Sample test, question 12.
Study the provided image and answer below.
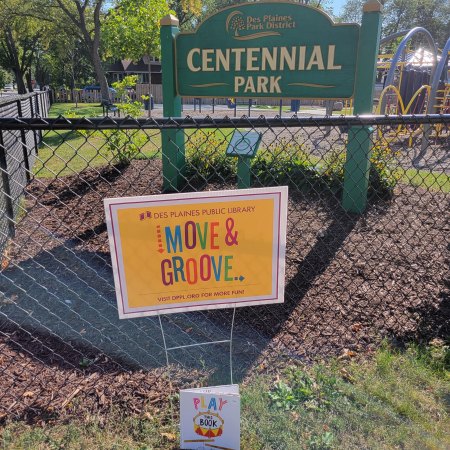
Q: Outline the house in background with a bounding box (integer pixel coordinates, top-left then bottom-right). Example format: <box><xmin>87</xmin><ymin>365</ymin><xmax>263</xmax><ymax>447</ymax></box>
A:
<box><xmin>106</xmin><ymin>58</ymin><xmax>162</xmax><ymax>85</ymax></box>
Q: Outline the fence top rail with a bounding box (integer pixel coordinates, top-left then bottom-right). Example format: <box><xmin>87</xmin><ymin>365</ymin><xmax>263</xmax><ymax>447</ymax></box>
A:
<box><xmin>0</xmin><ymin>114</ymin><xmax>448</xmax><ymax>130</ymax></box>
<box><xmin>0</xmin><ymin>91</ymin><xmax>47</xmax><ymax>108</ymax></box>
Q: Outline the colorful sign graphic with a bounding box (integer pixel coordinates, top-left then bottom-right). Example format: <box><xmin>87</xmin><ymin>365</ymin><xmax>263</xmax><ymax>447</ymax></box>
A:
<box><xmin>180</xmin><ymin>385</ymin><xmax>240</xmax><ymax>450</ymax></box>
<box><xmin>104</xmin><ymin>187</ymin><xmax>287</xmax><ymax>318</ymax></box>
<box><xmin>175</xmin><ymin>2</ymin><xmax>359</xmax><ymax>98</ymax></box>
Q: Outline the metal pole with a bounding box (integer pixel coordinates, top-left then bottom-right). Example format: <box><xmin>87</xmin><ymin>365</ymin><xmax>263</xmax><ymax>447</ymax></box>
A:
<box><xmin>148</xmin><ymin>59</ymin><xmax>152</xmax><ymax>118</ymax></box>
<box><xmin>0</xmin><ymin>132</ymin><xmax>15</xmax><ymax>238</ymax></box>
<box><xmin>16</xmin><ymin>100</ymin><xmax>30</xmax><ymax>182</ymax></box>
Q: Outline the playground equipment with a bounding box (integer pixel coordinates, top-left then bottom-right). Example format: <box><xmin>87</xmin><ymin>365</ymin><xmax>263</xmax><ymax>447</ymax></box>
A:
<box><xmin>377</xmin><ymin>27</ymin><xmax>446</xmax><ymax>115</ymax></box>
<box><xmin>373</xmin><ymin>28</ymin><xmax>449</xmax><ymax>147</ymax></box>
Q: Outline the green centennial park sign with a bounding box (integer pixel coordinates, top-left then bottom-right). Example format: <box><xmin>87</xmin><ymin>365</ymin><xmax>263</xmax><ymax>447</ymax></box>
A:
<box><xmin>160</xmin><ymin>1</ymin><xmax>383</xmax><ymax>213</ymax></box>
<box><xmin>175</xmin><ymin>3</ymin><xmax>359</xmax><ymax>99</ymax></box>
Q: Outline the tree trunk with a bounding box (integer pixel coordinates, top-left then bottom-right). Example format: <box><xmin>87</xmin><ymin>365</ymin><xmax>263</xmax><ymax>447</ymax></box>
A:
<box><xmin>26</xmin><ymin>70</ymin><xmax>33</xmax><ymax>92</ymax></box>
<box><xmin>91</xmin><ymin>46</ymin><xmax>110</xmax><ymax>104</ymax></box>
<box><xmin>56</xmin><ymin>0</ymin><xmax>109</xmax><ymax>104</ymax></box>
<box><xmin>13</xmin><ymin>69</ymin><xmax>27</xmax><ymax>94</ymax></box>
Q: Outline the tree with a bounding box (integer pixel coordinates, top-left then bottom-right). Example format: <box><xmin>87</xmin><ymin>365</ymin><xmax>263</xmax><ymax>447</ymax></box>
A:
<box><xmin>102</xmin><ymin>0</ymin><xmax>171</xmax><ymax>115</ymax></box>
<box><xmin>103</xmin><ymin>0</ymin><xmax>170</xmax><ymax>62</ymax></box>
<box><xmin>36</xmin><ymin>35</ymin><xmax>95</xmax><ymax>88</ymax></box>
<box><xmin>0</xmin><ymin>0</ymin><xmax>49</xmax><ymax>93</ymax></box>
<box><xmin>168</xmin><ymin>0</ymin><xmax>203</xmax><ymax>29</ymax></box>
<box><xmin>0</xmin><ymin>68</ymin><xmax>13</xmax><ymax>89</ymax></box>
<box><xmin>205</xmin><ymin>0</ymin><xmax>331</xmax><ymax>15</ymax></box>
<box><xmin>46</xmin><ymin>0</ymin><xmax>110</xmax><ymax>102</ymax></box>
<box><xmin>340</xmin><ymin>0</ymin><xmax>449</xmax><ymax>46</ymax></box>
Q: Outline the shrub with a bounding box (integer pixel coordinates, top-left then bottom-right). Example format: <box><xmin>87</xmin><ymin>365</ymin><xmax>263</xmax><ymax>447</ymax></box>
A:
<box><xmin>102</xmin><ymin>129</ymin><xmax>147</xmax><ymax>164</ymax></box>
<box><xmin>252</xmin><ymin>140</ymin><xmax>320</xmax><ymax>188</ymax></box>
<box><xmin>185</xmin><ymin>130</ymin><xmax>399</xmax><ymax>197</ymax></box>
<box><xmin>185</xmin><ymin>130</ymin><xmax>235</xmax><ymax>183</ymax></box>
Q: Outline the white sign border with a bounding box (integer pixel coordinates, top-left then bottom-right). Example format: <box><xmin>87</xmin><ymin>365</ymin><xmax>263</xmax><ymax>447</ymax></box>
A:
<box><xmin>104</xmin><ymin>186</ymin><xmax>288</xmax><ymax>319</ymax></box>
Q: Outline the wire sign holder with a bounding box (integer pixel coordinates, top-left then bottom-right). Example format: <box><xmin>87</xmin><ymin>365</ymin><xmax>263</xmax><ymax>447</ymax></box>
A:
<box><xmin>158</xmin><ymin>308</ymin><xmax>237</xmax><ymax>385</ymax></box>
<box><xmin>104</xmin><ymin>187</ymin><xmax>287</xmax><ymax>389</ymax></box>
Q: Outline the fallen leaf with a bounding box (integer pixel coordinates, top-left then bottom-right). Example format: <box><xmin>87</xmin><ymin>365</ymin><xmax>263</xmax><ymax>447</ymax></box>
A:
<box><xmin>430</xmin><ymin>338</ymin><xmax>445</xmax><ymax>347</ymax></box>
<box><xmin>338</xmin><ymin>348</ymin><xmax>357</xmax><ymax>360</ymax></box>
<box><xmin>160</xmin><ymin>432</ymin><xmax>176</xmax><ymax>441</ymax></box>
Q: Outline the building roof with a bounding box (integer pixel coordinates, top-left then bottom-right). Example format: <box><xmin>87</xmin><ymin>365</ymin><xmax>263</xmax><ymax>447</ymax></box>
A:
<box><xmin>106</xmin><ymin>58</ymin><xmax>161</xmax><ymax>73</ymax></box>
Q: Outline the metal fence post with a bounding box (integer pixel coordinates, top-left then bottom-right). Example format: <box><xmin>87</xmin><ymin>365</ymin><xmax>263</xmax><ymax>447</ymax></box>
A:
<box><xmin>160</xmin><ymin>14</ymin><xmax>185</xmax><ymax>192</ymax></box>
<box><xmin>35</xmin><ymin>93</ymin><xmax>43</xmax><ymax>145</ymax></box>
<box><xmin>342</xmin><ymin>0</ymin><xmax>382</xmax><ymax>213</ymax></box>
<box><xmin>30</xmin><ymin>95</ymin><xmax>39</xmax><ymax>153</ymax></box>
<box><xmin>16</xmin><ymin>99</ymin><xmax>31</xmax><ymax>182</ymax></box>
<box><xmin>0</xmin><ymin>131</ymin><xmax>15</xmax><ymax>238</ymax></box>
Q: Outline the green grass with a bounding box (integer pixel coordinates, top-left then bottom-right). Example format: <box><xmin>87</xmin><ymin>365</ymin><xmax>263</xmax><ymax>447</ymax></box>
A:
<box><xmin>35</xmin><ymin>104</ymin><xmax>235</xmax><ymax>178</ymax></box>
<box><xmin>401</xmin><ymin>168</ymin><xmax>450</xmax><ymax>193</ymax></box>
<box><xmin>0</xmin><ymin>410</ymin><xmax>178</xmax><ymax>450</ymax></box>
<box><xmin>36</xmin><ymin>104</ymin><xmax>450</xmax><ymax>195</ymax></box>
<box><xmin>241</xmin><ymin>342</ymin><xmax>450</xmax><ymax>449</ymax></box>
<box><xmin>35</xmin><ymin>129</ymin><xmax>162</xmax><ymax>177</ymax></box>
<box><xmin>47</xmin><ymin>103</ymin><xmax>106</xmax><ymax>118</ymax></box>
<box><xmin>2</xmin><ymin>343</ymin><xmax>448</xmax><ymax>449</ymax></box>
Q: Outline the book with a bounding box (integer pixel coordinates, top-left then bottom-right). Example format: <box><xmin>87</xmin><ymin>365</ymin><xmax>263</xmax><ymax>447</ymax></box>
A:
<box><xmin>180</xmin><ymin>384</ymin><xmax>240</xmax><ymax>450</ymax></box>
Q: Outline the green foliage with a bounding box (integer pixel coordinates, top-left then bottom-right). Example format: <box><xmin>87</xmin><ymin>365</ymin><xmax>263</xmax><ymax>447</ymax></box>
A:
<box><xmin>185</xmin><ymin>130</ymin><xmax>236</xmax><ymax>183</ymax></box>
<box><xmin>103</xmin><ymin>129</ymin><xmax>148</xmax><ymax>164</ymax></box>
<box><xmin>111</xmin><ymin>74</ymin><xmax>142</xmax><ymax>117</ymax></box>
<box><xmin>97</xmin><ymin>75</ymin><xmax>146</xmax><ymax>163</ymax></box>
<box><xmin>240</xmin><ymin>343</ymin><xmax>450</xmax><ymax>449</ymax></box>
<box><xmin>252</xmin><ymin>142</ymin><xmax>320</xmax><ymax>188</ymax></box>
<box><xmin>0</xmin><ymin>0</ymin><xmax>50</xmax><ymax>93</ymax></box>
<box><xmin>2</xmin><ymin>343</ymin><xmax>449</xmax><ymax>449</ymax></box>
<box><xmin>102</xmin><ymin>0</ymin><xmax>171</xmax><ymax>61</ymax></box>
<box><xmin>0</xmin><ymin>68</ymin><xmax>12</xmax><ymax>89</ymax></box>
<box><xmin>269</xmin><ymin>366</ymin><xmax>340</xmax><ymax>412</ymax></box>
<box><xmin>169</xmin><ymin>0</ymin><xmax>203</xmax><ymax>29</ymax></box>
<box><xmin>307</xmin><ymin>431</ymin><xmax>335</xmax><ymax>450</ymax></box>
<box><xmin>38</xmin><ymin>36</ymin><xmax>95</xmax><ymax>88</ymax></box>
<box><xmin>63</xmin><ymin>99</ymin><xmax>145</xmax><ymax>165</ymax></box>
<box><xmin>340</xmin><ymin>0</ymin><xmax>450</xmax><ymax>46</ymax></box>
<box><xmin>111</xmin><ymin>74</ymin><xmax>138</xmax><ymax>98</ymax></box>
<box><xmin>186</xmin><ymin>134</ymin><xmax>399</xmax><ymax>197</ymax></box>
<box><xmin>368</xmin><ymin>143</ymin><xmax>401</xmax><ymax>197</ymax></box>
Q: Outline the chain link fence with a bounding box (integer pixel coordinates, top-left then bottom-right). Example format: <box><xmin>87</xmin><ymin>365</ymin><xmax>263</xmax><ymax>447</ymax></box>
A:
<box><xmin>0</xmin><ymin>112</ymin><xmax>448</xmax><ymax>422</ymax></box>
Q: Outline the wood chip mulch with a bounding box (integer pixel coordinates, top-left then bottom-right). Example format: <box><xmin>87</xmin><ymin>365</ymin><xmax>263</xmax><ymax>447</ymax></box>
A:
<box><xmin>1</xmin><ymin>159</ymin><xmax>449</xmax><ymax>422</ymax></box>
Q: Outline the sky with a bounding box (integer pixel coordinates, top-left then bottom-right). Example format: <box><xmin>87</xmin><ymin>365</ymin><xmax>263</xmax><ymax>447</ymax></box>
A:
<box><xmin>330</xmin><ymin>0</ymin><xmax>346</xmax><ymax>16</ymax></box>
